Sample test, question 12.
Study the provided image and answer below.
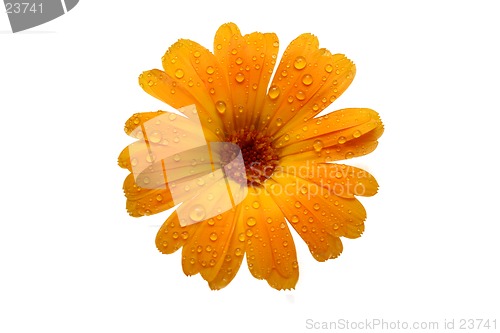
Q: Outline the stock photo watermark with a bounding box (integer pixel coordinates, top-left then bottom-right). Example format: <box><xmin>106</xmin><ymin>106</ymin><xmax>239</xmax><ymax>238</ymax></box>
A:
<box><xmin>305</xmin><ymin>318</ymin><xmax>498</xmax><ymax>331</ymax></box>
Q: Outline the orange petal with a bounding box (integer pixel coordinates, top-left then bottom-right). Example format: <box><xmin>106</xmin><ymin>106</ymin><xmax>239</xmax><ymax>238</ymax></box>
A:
<box><xmin>181</xmin><ymin>207</ymin><xmax>238</xmax><ymax>281</ymax></box>
<box><xmin>283</xmin><ymin>164</ymin><xmax>379</xmax><ymax>198</ymax></box>
<box><xmin>244</xmin><ymin>187</ymin><xmax>299</xmax><ymax>290</ymax></box>
<box><xmin>207</xmin><ymin>204</ymin><xmax>248</xmax><ymax>290</ymax></box>
<box><xmin>261</xmin><ymin>33</ymin><xmax>355</xmax><ymax>136</ymax></box>
<box><xmin>279</xmin><ymin>111</ymin><xmax>384</xmax><ymax>166</ymax></box>
<box><xmin>138</xmin><ymin>69</ymin><xmax>222</xmax><ymax>141</ymax></box>
<box><xmin>156</xmin><ymin>211</ymin><xmax>197</xmax><ymax>255</ymax></box>
<box><xmin>214</xmin><ymin>23</ymin><xmax>279</xmax><ymax>130</ymax></box>
<box><xmin>122</xmin><ymin>173</ymin><xmax>175</xmax><ymax>217</ymax></box>
<box><xmin>265</xmin><ymin>172</ymin><xmax>366</xmax><ymax>261</ymax></box>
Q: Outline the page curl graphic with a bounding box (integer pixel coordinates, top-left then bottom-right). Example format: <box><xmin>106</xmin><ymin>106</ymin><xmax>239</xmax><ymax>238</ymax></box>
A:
<box><xmin>4</xmin><ymin>0</ymin><xmax>79</xmax><ymax>33</ymax></box>
<box><xmin>127</xmin><ymin>105</ymin><xmax>248</xmax><ymax>226</ymax></box>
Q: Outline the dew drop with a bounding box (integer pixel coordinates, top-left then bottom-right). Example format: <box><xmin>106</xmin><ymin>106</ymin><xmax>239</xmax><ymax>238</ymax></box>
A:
<box><xmin>325</xmin><ymin>64</ymin><xmax>333</xmax><ymax>73</ymax></box>
<box><xmin>168</xmin><ymin>113</ymin><xmax>177</xmax><ymax>121</ymax></box>
<box><xmin>276</xmin><ymin>118</ymin><xmax>283</xmax><ymax>127</ymax></box>
<box><xmin>189</xmin><ymin>204</ymin><xmax>206</xmax><ymax>222</ymax></box>
<box><xmin>335</xmin><ymin>171</ymin><xmax>342</xmax><ymax>179</ymax></box>
<box><xmin>252</xmin><ymin>201</ymin><xmax>260</xmax><ymax>209</ymax></box>
<box><xmin>302</xmin><ymin>74</ymin><xmax>313</xmax><ymax>86</ymax></box>
<box><xmin>175</xmin><ymin>69</ymin><xmax>184</xmax><ymax>79</ymax></box>
<box><xmin>353</xmin><ymin>130</ymin><xmax>361</xmax><ymax>138</ymax></box>
<box><xmin>337</xmin><ymin>136</ymin><xmax>347</xmax><ymax>144</ymax></box>
<box><xmin>238</xmin><ymin>233</ymin><xmax>245</xmax><ymax>242</ymax></box>
<box><xmin>296</xmin><ymin>91</ymin><xmax>306</xmax><ymax>101</ymax></box>
<box><xmin>235</xmin><ymin>72</ymin><xmax>245</xmax><ymax>83</ymax></box>
<box><xmin>173</xmin><ymin>154</ymin><xmax>181</xmax><ymax>162</ymax></box>
<box><xmin>193</xmin><ymin>50</ymin><xmax>201</xmax><ymax>58</ymax></box>
<box><xmin>246</xmin><ymin>217</ymin><xmax>257</xmax><ymax>227</ymax></box>
<box><xmin>215</xmin><ymin>100</ymin><xmax>227</xmax><ymax>114</ymax></box>
<box><xmin>294</xmin><ymin>201</ymin><xmax>301</xmax><ymax>208</ymax></box>
<box><xmin>206</xmin><ymin>66</ymin><xmax>215</xmax><ymax>74</ymax></box>
<box><xmin>313</xmin><ymin>203</ymin><xmax>320</xmax><ymax>211</ymax></box>
<box><xmin>291</xmin><ymin>215</ymin><xmax>299</xmax><ymax>223</ymax></box>
<box><xmin>282</xmin><ymin>241</ymin><xmax>288</xmax><ymax>247</ymax></box>
<box><xmin>196</xmin><ymin>178</ymin><xmax>205</xmax><ymax>186</ymax></box>
<box><xmin>209</xmin><ymin>232</ymin><xmax>218</xmax><ymax>241</ymax></box>
<box><xmin>149</xmin><ymin>131</ymin><xmax>162</xmax><ymax>143</ymax></box>
<box><xmin>147</xmin><ymin>80</ymin><xmax>154</xmax><ymax>87</ymax></box>
<box><xmin>235</xmin><ymin>248</ymin><xmax>242</xmax><ymax>256</ymax></box>
<box><xmin>268</xmin><ymin>85</ymin><xmax>280</xmax><ymax>100</ymax></box>
<box><xmin>294</xmin><ymin>56</ymin><xmax>306</xmax><ymax>70</ymax></box>
<box><xmin>281</xmin><ymin>70</ymin><xmax>288</xmax><ymax>77</ymax></box>
<box><xmin>156</xmin><ymin>194</ymin><xmax>163</xmax><ymax>202</ymax></box>
<box><xmin>313</xmin><ymin>139</ymin><xmax>324</xmax><ymax>152</ymax></box>
<box><xmin>235</xmin><ymin>57</ymin><xmax>243</xmax><ymax>65</ymax></box>
<box><xmin>345</xmin><ymin>152</ymin><xmax>354</xmax><ymax>159</ymax></box>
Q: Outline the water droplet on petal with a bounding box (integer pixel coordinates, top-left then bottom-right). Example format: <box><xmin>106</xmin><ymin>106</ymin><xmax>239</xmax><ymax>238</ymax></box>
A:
<box><xmin>276</xmin><ymin>118</ymin><xmax>283</xmax><ymax>127</ymax></box>
<box><xmin>291</xmin><ymin>215</ymin><xmax>299</xmax><ymax>223</ymax></box>
<box><xmin>173</xmin><ymin>154</ymin><xmax>181</xmax><ymax>162</ymax></box>
<box><xmin>302</xmin><ymin>74</ymin><xmax>313</xmax><ymax>85</ymax></box>
<box><xmin>189</xmin><ymin>205</ymin><xmax>206</xmax><ymax>222</ymax></box>
<box><xmin>313</xmin><ymin>140</ymin><xmax>324</xmax><ymax>152</ymax></box>
<box><xmin>325</xmin><ymin>64</ymin><xmax>333</xmax><ymax>73</ymax></box>
<box><xmin>252</xmin><ymin>201</ymin><xmax>260</xmax><ymax>209</ymax></box>
<box><xmin>149</xmin><ymin>131</ymin><xmax>162</xmax><ymax>143</ymax></box>
<box><xmin>147</xmin><ymin>80</ymin><xmax>154</xmax><ymax>87</ymax></box>
<box><xmin>235</xmin><ymin>57</ymin><xmax>243</xmax><ymax>65</ymax></box>
<box><xmin>235</xmin><ymin>73</ymin><xmax>245</xmax><ymax>83</ymax></box>
<box><xmin>313</xmin><ymin>203</ymin><xmax>320</xmax><ymax>210</ymax></box>
<box><xmin>210</xmin><ymin>232</ymin><xmax>218</xmax><ymax>241</ymax></box>
<box><xmin>294</xmin><ymin>56</ymin><xmax>306</xmax><ymax>70</ymax></box>
<box><xmin>168</xmin><ymin>113</ymin><xmax>177</xmax><ymax>121</ymax></box>
<box><xmin>353</xmin><ymin>130</ymin><xmax>361</xmax><ymax>138</ymax></box>
<box><xmin>156</xmin><ymin>194</ymin><xmax>163</xmax><ymax>201</ymax></box>
<box><xmin>246</xmin><ymin>217</ymin><xmax>257</xmax><ymax>227</ymax></box>
<box><xmin>268</xmin><ymin>85</ymin><xmax>280</xmax><ymax>100</ymax></box>
<box><xmin>193</xmin><ymin>51</ymin><xmax>201</xmax><ymax>58</ymax></box>
<box><xmin>296</xmin><ymin>91</ymin><xmax>306</xmax><ymax>101</ymax></box>
<box><xmin>215</xmin><ymin>101</ymin><xmax>226</xmax><ymax>114</ymax></box>
<box><xmin>335</xmin><ymin>171</ymin><xmax>342</xmax><ymax>179</ymax></box>
<box><xmin>337</xmin><ymin>136</ymin><xmax>347</xmax><ymax>144</ymax></box>
<box><xmin>175</xmin><ymin>69</ymin><xmax>184</xmax><ymax>79</ymax></box>
<box><xmin>206</xmin><ymin>66</ymin><xmax>215</xmax><ymax>74</ymax></box>
<box><xmin>345</xmin><ymin>152</ymin><xmax>354</xmax><ymax>159</ymax></box>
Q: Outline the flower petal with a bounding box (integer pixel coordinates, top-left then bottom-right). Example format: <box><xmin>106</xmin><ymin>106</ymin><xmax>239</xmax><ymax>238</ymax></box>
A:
<box><xmin>265</xmin><ymin>172</ymin><xmax>366</xmax><ymax>261</ymax></box>
<box><xmin>283</xmin><ymin>164</ymin><xmax>379</xmax><ymax>198</ymax></box>
<box><xmin>214</xmin><ymin>23</ymin><xmax>279</xmax><ymax>130</ymax></box>
<box><xmin>245</xmin><ymin>187</ymin><xmax>299</xmax><ymax>290</ymax></box>
<box><xmin>181</xmin><ymin>207</ymin><xmax>238</xmax><ymax>281</ymax></box>
<box><xmin>278</xmin><ymin>109</ymin><xmax>384</xmax><ymax>166</ymax></box>
<box><xmin>139</xmin><ymin>45</ymin><xmax>228</xmax><ymax>141</ymax></box>
<box><xmin>156</xmin><ymin>211</ymin><xmax>198</xmax><ymax>255</ymax></box>
<box><xmin>261</xmin><ymin>33</ymin><xmax>355</xmax><ymax>136</ymax></box>
<box><xmin>122</xmin><ymin>173</ymin><xmax>175</xmax><ymax>217</ymax></box>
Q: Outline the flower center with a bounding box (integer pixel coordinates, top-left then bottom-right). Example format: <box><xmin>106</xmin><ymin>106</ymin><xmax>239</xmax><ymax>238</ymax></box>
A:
<box><xmin>222</xmin><ymin>131</ymin><xmax>279</xmax><ymax>187</ymax></box>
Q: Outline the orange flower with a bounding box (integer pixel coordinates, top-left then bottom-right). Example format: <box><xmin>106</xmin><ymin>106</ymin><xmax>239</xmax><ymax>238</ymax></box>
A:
<box><xmin>118</xmin><ymin>23</ymin><xmax>383</xmax><ymax>290</ymax></box>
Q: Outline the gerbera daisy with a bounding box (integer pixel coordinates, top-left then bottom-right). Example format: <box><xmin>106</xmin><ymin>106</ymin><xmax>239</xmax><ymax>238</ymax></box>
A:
<box><xmin>118</xmin><ymin>23</ymin><xmax>383</xmax><ymax>290</ymax></box>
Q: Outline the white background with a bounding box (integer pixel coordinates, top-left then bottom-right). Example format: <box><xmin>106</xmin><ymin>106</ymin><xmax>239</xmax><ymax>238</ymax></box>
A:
<box><xmin>1</xmin><ymin>1</ymin><xmax>499</xmax><ymax>332</ymax></box>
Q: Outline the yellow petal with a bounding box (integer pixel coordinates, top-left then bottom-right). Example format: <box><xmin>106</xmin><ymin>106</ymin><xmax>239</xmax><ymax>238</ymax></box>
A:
<box><xmin>245</xmin><ymin>187</ymin><xmax>299</xmax><ymax>290</ymax></box>
<box><xmin>214</xmin><ymin>23</ymin><xmax>279</xmax><ymax>130</ymax></box>
<box><xmin>265</xmin><ymin>172</ymin><xmax>366</xmax><ymax>261</ymax></box>
<box><xmin>261</xmin><ymin>33</ymin><xmax>355</xmax><ymax>135</ymax></box>
<box><xmin>156</xmin><ymin>211</ymin><xmax>197</xmax><ymax>254</ymax></box>
<box><xmin>283</xmin><ymin>164</ymin><xmax>379</xmax><ymax>198</ymax></box>
<box><xmin>122</xmin><ymin>173</ymin><xmax>175</xmax><ymax>217</ymax></box>
<box><xmin>139</xmin><ymin>69</ymin><xmax>222</xmax><ymax>141</ymax></box>
<box><xmin>279</xmin><ymin>111</ymin><xmax>384</xmax><ymax>166</ymax></box>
